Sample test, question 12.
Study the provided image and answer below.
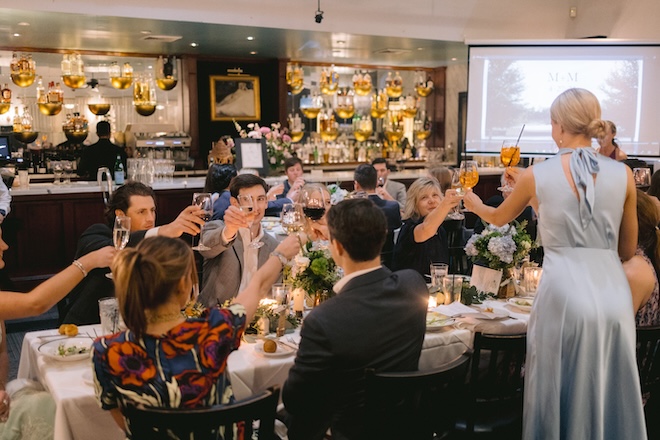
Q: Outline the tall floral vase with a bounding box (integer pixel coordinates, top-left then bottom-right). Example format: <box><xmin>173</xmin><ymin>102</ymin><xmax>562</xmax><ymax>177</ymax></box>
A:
<box><xmin>498</xmin><ymin>268</ymin><xmax>516</xmax><ymax>299</ymax></box>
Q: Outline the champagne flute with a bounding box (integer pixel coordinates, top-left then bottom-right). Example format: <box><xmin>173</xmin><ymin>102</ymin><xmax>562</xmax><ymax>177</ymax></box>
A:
<box><xmin>106</xmin><ymin>215</ymin><xmax>131</xmax><ymax>279</ymax></box>
<box><xmin>500</xmin><ymin>144</ymin><xmax>521</xmax><ymax>192</ymax></box>
<box><xmin>446</xmin><ymin>169</ymin><xmax>465</xmax><ymax>220</ymax></box>
<box><xmin>237</xmin><ymin>194</ymin><xmax>264</xmax><ymax>249</ymax></box>
<box><xmin>192</xmin><ymin>193</ymin><xmax>213</xmax><ymax>251</ymax></box>
<box><xmin>458</xmin><ymin>160</ymin><xmax>479</xmax><ymax>213</ymax></box>
<box><xmin>281</xmin><ymin>203</ymin><xmax>304</xmax><ymax>235</ymax></box>
<box><xmin>300</xmin><ymin>183</ymin><xmax>328</xmax><ymax>221</ymax></box>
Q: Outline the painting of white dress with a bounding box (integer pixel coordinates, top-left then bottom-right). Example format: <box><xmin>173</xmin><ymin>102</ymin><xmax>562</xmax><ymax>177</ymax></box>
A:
<box><xmin>210</xmin><ymin>75</ymin><xmax>261</xmax><ymax>121</ymax></box>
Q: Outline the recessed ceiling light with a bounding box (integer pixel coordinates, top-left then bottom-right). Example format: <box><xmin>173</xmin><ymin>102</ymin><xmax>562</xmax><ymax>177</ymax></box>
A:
<box><xmin>250</xmin><ymin>51</ymin><xmax>258</xmax><ymax>55</ymax></box>
<box><xmin>417</xmin><ymin>47</ymin><xmax>424</xmax><ymax>51</ymax></box>
<box><xmin>64</xmin><ymin>103</ymin><xmax>75</xmax><ymax>109</ymax></box>
<box><xmin>247</xmin><ymin>36</ymin><xmax>254</xmax><ymax>41</ymax></box>
<box><xmin>336</xmin><ymin>40</ymin><xmax>345</xmax><ymax>45</ymax></box>
<box><xmin>451</xmin><ymin>57</ymin><xmax>457</xmax><ymax>61</ymax></box>
<box><xmin>190</xmin><ymin>42</ymin><xmax>198</xmax><ymax>47</ymax></box>
<box><xmin>140</xmin><ymin>30</ymin><xmax>152</xmax><ymax>35</ymax></box>
<box><xmin>13</xmin><ymin>33</ymin><xmax>20</xmax><ymax>37</ymax></box>
<box><xmin>17</xmin><ymin>22</ymin><xmax>30</xmax><ymax>26</ymax></box>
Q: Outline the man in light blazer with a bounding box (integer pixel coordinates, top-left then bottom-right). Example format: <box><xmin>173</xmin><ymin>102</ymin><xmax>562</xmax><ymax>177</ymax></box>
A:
<box><xmin>372</xmin><ymin>157</ymin><xmax>407</xmax><ymax>209</ymax></box>
<box><xmin>199</xmin><ymin>174</ymin><xmax>280</xmax><ymax>306</ymax></box>
<box><xmin>282</xmin><ymin>198</ymin><xmax>428</xmax><ymax>440</ymax></box>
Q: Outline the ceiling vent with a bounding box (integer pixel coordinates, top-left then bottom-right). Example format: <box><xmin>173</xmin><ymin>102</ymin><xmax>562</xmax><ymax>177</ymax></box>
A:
<box><xmin>373</xmin><ymin>48</ymin><xmax>412</xmax><ymax>55</ymax></box>
<box><xmin>140</xmin><ymin>35</ymin><xmax>183</xmax><ymax>43</ymax></box>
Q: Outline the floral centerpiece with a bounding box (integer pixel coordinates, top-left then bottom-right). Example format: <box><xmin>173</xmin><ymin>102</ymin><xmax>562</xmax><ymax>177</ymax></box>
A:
<box><xmin>250</xmin><ymin>299</ymin><xmax>301</xmax><ymax>334</ymax></box>
<box><xmin>327</xmin><ymin>184</ymin><xmax>348</xmax><ymax>205</ymax></box>
<box><xmin>234</xmin><ymin>120</ymin><xmax>294</xmax><ymax>172</ymax></box>
<box><xmin>464</xmin><ymin>221</ymin><xmax>535</xmax><ymax>298</ymax></box>
<box><xmin>287</xmin><ymin>240</ymin><xmax>341</xmax><ymax>305</ymax></box>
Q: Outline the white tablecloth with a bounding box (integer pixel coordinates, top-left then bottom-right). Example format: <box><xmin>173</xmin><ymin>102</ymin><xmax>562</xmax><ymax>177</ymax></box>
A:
<box><xmin>17</xmin><ymin>305</ymin><xmax>526</xmax><ymax>440</ymax></box>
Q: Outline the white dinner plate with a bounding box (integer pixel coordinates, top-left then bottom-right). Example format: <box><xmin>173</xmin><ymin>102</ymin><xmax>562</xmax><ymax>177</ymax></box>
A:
<box><xmin>472</xmin><ymin>307</ymin><xmax>509</xmax><ymax>320</ymax></box>
<box><xmin>426</xmin><ymin>312</ymin><xmax>455</xmax><ymax>331</ymax></box>
<box><xmin>38</xmin><ymin>337</ymin><xmax>93</xmax><ymax>362</ymax></box>
<box><xmin>254</xmin><ymin>342</ymin><xmax>295</xmax><ymax>358</ymax></box>
<box><xmin>507</xmin><ymin>297</ymin><xmax>534</xmax><ymax>312</ymax></box>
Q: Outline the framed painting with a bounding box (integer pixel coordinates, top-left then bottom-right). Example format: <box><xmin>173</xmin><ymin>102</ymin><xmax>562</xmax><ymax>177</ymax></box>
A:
<box><xmin>210</xmin><ymin>75</ymin><xmax>261</xmax><ymax>121</ymax></box>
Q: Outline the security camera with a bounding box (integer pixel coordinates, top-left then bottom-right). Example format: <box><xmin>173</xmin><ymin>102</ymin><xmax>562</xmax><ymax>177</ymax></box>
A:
<box><xmin>315</xmin><ymin>10</ymin><xmax>324</xmax><ymax>23</ymax></box>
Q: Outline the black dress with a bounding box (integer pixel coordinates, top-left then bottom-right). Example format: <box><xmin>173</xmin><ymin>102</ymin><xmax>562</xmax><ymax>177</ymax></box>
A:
<box><xmin>392</xmin><ymin>217</ymin><xmax>449</xmax><ymax>277</ymax></box>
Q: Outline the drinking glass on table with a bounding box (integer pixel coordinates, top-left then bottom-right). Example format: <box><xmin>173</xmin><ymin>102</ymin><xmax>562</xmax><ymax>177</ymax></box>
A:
<box><xmin>500</xmin><ymin>144</ymin><xmax>520</xmax><ymax>192</ymax></box>
<box><xmin>106</xmin><ymin>215</ymin><xmax>131</xmax><ymax>279</ymax></box>
<box><xmin>237</xmin><ymin>194</ymin><xmax>264</xmax><ymax>249</ymax></box>
<box><xmin>442</xmin><ymin>275</ymin><xmax>464</xmax><ymax>305</ymax></box>
<box><xmin>430</xmin><ymin>262</ymin><xmax>448</xmax><ymax>287</ymax></box>
<box><xmin>300</xmin><ymin>183</ymin><xmax>328</xmax><ymax>222</ymax></box>
<box><xmin>191</xmin><ymin>192</ymin><xmax>213</xmax><ymax>251</ymax></box>
<box><xmin>281</xmin><ymin>203</ymin><xmax>304</xmax><ymax>235</ymax></box>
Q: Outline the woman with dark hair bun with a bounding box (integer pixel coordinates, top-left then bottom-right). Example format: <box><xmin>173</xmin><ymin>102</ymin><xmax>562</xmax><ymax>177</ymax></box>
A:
<box><xmin>597</xmin><ymin>120</ymin><xmax>628</xmax><ymax>160</ymax></box>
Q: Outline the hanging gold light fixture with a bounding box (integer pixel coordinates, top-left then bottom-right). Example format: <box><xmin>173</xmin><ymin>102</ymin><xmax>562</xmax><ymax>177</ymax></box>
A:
<box><xmin>286</xmin><ymin>63</ymin><xmax>304</xmax><ymax>95</ymax></box>
<box><xmin>10</xmin><ymin>52</ymin><xmax>36</xmax><ymax>87</ymax></box>
<box><xmin>109</xmin><ymin>61</ymin><xmax>134</xmax><ymax>89</ymax></box>
<box><xmin>133</xmin><ymin>73</ymin><xmax>157</xmax><ymax>116</ymax></box>
<box><xmin>61</xmin><ymin>53</ymin><xmax>86</xmax><ymax>89</ymax></box>
<box><xmin>414</xmin><ymin>70</ymin><xmax>434</xmax><ymax>98</ymax></box>
<box><xmin>385</xmin><ymin>71</ymin><xmax>403</xmax><ymax>98</ymax></box>
<box><xmin>320</xmin><ymin>65</ymin><xmax>339</xmax><ymax>95</ymax></box>
<box><xmin>156</xmin><ymin>56</ymin><xmax>178</xmax><ymax>91</ymax></box>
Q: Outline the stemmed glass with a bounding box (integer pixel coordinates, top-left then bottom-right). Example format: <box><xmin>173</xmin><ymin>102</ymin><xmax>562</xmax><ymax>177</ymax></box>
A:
<box><xmin>446</xmin><ymin>169</ymin><xmax>465</xmax><ymax>220</ymax></box>
<box><xmin>281</xmin><ymin>203</ymin><xmax>305</xmax><ymax>235</ymax></box>
<box><xmin>300</xmin><ymin>183</ymin><xmax>328</xmax><ymax>222</ymax></box>
<box><xmin>500</xmin><ymin>144</ymin><xmax>521</xmax><ymax>192</ymax></box>
<box><xmin>458</xmin><ymin>160</ymin><xmax>480</xmax><ymax>195</ymax></box>
<box><xmin>191</xmin><ymin>193</ymin><xmax>213</xmax><ymax>251</ymax></box>
<box><xmin>106</xmin><ymin>215</ymin><xmax>131</xmax><ymax>279</ymax></box>
<box><xmin>237</xmin><ymin>194</ymin><xmax>264</xmax><ymax>249</ymax></box>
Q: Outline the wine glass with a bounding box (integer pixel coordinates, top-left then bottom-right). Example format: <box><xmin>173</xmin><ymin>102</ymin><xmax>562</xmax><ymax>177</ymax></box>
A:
<box><xmin>281</xmin><ymin>203</ymin><xmax>304</xmax><ymax>235</ymax></box>
<box><xmin>459</xmin><ymin>160</ymin><xmax>480</xmax><ymax>193</ymax></box>
<box><xmin>192</xmin><ymin>193</ymin><xmax>213</xmax><ymax>251</ymax></box>
<box><xmin>446</xmin><ymin>169</ymin><xmax>465</xmax><ymax>220</ymax></box>
<box><xmin>237</xmin><ymin>194</ymin><xmax>264</xmax><ymax>249</ymax></box>
<box><xmin>106</xmin><ymin>215</ymin><xmax>131</xmax><ymax>279</ymax></box>
<box><xmin>377</xmin><ymin>176</ymin><xmax>385</xmax><ymax>188</ymax></box>
<box><xmin>500</xmin><ymin>144</ymin><xmax>520</xmax><ymax>192</ymax></box>
<box><xmin>300</xmin><ymin>183</ymin><xmax>328</xmax><ymax>222</ymax></box>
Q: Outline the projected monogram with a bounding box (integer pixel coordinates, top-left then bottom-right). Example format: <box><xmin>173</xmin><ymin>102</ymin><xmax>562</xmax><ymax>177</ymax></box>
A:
<box><xmin>548</xmin><ymin>72</ymin><xmax>578</xmax><ymax>82</ymax></box>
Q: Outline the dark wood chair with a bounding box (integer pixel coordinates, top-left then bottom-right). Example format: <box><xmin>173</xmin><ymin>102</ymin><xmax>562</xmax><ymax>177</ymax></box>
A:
<box><xmin>365</xmin><ymin>352</ymin><xmax>472</xmax><ymax>440</ymax></box>
<box><xmin>121</xmin><ymin>385</ymin><xmax>280</xmax><ymax>440</ymax></box>
<box><xmin>636</xmin><ymin>325</ymin><xmax>660</xmax><ymax>439</ymax></box>
<box><xmin>455</xmin><ymin>332</ymin><xmax>527</xmax><ymax>439</ymax></box>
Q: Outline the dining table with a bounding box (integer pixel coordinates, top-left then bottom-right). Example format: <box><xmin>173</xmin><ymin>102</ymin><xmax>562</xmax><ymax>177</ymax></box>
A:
<box><xmin>16</xmin><ymin>298</ymin><xmax>530</xmax><ymax>440</ymax></box>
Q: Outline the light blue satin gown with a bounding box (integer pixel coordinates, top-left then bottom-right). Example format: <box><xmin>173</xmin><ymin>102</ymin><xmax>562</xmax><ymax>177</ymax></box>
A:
<box><xmin>523</xmin><ymin>148</ymin><xmax>647</xmax><ymax>440</ymax></box>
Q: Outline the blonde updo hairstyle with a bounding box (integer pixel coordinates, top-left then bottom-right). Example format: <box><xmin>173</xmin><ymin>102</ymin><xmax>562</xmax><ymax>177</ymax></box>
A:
<box><xmin>112</xmin><ymin>236</ymin><xmax>197</xmax><ymax>337</ymax></box>
<box><xmin>403</xmin><ymin>177</ymin><xmax>442</xmax><ymax>221</ymax></box>
<box><xmin>550</xmin><ymin>88</ymin><xmax>607</xmax><ymax>142</ymax></box>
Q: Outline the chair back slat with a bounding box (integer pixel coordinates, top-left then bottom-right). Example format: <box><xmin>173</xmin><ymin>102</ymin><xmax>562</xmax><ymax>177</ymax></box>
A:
<box><xmin>122</xmin><ymin>385</ymin><xmax>280</xmax><ymax>440</ymax></box>
<box><xmin>365</xmin><ymin>352</ymin><xmax>471</xmax><ymax>440</ymax></box>
<box><xmin>636</xmin><ymin>326</ymin><xmax>660</xmax><ymax>397</ymax></box>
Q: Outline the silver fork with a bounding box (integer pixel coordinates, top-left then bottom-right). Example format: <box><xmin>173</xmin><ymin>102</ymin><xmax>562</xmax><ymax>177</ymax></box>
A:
<box><xmin>286</xmin><ymin>336</ymin><xmax>299</xmax><ymax>347</ymax></box>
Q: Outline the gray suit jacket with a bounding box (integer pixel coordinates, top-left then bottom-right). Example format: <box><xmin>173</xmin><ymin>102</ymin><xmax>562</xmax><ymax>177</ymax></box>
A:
<box><xmin>198</xmin><ymin>220</ymin><xmax>279</xmax><ymax>306</ymax></box>
<box><xmin>385</xmin><ymin>179</ymin><xmax>407</xmax><ymax>208</ymax></box>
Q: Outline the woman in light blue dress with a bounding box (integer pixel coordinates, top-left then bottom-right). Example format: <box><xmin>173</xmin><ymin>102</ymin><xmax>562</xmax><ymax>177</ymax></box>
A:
<box><xmin>464</xmin><ymin>88</ymin><xmax>647</xmax><ymax>439</ymax></box>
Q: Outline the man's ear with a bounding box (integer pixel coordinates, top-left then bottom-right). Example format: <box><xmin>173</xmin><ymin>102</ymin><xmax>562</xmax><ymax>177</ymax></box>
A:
<box><xmin>331</xmin><ymin>238</ymin><xmax>345</xmax><ymax>257</ymax></box>
<box><xmin>115</xmin><ymin>209</ymin><xmax>126</xmax><ymax>218</ymax></box>
<box><xmin>229</xmin><ymin>197</ymin><xmax>238</xmax><ymax>207</ymax></box>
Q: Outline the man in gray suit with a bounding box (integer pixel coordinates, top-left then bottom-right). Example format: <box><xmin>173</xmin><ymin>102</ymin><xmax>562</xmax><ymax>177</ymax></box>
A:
<box><xmin>199</xmin><ymin>174</ymin><xmax>280</xmax><ymax>306</ymax></box>
<box><xmin>282</xmin><ymin>198</ymin><xmax>428</xmax><ymax>440</ymax></box>
<box><xmin>372</xmin><ymin>158</ymin><xmax>407</xmax><ymax>209</ymax></box>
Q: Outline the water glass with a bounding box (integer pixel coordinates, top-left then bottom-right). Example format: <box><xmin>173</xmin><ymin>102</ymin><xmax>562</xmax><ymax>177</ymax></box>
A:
<box><xmin>523</xmin><ymin>267</ymin><xmax>543</xmax><ymax>296</ymax></box>
<box><xmin>98</xmin><ymin>297</ymin><xmax>125</xmax><ymax>335</ymax></box>
<box><xmin>442</xmin><ymin>275</ymin><xmax>463</xmax><ymax>305</ymax></box>
<box><xmin>430</xmin><ymin>263</ymin><xmax>448</xmax><ymax>287</ymax></box>
<box><xmin>271</xmin><ymin>283</ymin><xmax>290</xmax><ymax>305</ymax></box>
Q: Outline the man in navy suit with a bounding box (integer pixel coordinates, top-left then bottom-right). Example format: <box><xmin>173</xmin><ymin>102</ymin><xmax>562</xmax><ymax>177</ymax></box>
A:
<box><xmin>353</xmin><ymin>164</ymin><xmax>401</xmax><ymax>268</ymax></box>
<box><xmin>282</xmin><ymin>198</ymin><xmax>428</xmax><ymax>440</ymax></box>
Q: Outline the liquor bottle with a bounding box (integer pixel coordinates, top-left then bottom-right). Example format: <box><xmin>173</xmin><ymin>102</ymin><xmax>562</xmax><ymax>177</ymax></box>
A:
<box><xmin>12</xmin><ymin>107</ymin><xmax>22</xmax><ymax>132</ymax></box>
<box><xmin>61</xmin><ymin>54</ymin><xmax>71</xmax><ymax>76</ymax></box>
<box><xmin>122</xmin><ymin>62</ymin><xmax>133</xmax><ymax>77</ymax></box>
<box><xmin>37</xmin><ymin>153</ymin><xmax>47</xmax><ymax>174</ymax></box>
<box><xmin>109</xmin><ymin>61</ymin><xmax>121</xmax><ymax>78</ymax></box>
<box><xmin>1</xmin><ymin>84</ymin><xmax>10</xmax><ymax>103</ymax></box>
<box><xmin>21</xmin><ymin>107</ymin><xmax>33</xmax><ymax>132</ymax></box>
<box><xmin>36</xmin><ymin>76</ymin><xmax>46</xmax><ymax>104</ymax></box>
<box><xmin>10</xmin><ymin>53</ymin><xmax>18</xmax><ymax>73</ymax></box>
<box><xmin>114</xmin><ymin>155</ymin><xmax>125</xmax><ymax>185</ymax></box>
<box><xmin>47</xmin><ymin>82</ymin><xmax>58</xmax><ymax>104</ymax></box>
<box><xmin>55</xmin><ymin>82</ymin><xmax>64</xmax><ymax>103</ymax></box>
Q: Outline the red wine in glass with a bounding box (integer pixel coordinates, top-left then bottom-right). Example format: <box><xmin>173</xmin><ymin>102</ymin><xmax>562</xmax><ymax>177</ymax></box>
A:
<box><xmin>303</xmin><ymin>206</ymin><xmax>326</xmax><ymax>220</ymax></box>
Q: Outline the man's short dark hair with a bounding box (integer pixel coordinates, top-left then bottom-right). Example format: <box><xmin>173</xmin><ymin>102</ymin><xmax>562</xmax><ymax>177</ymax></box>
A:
<box><xmin>104</xmin><ymin>181</ymin><xmax>155</xmax><ymax>227</ymax></box>
<box><xmin>354</xmin><ymin>164</ymin><xmax>377</xmax><ymax>191</ymax></box>
<box><xmin>229</xmin><ymin>174</ymin><xmax>268</xmax><ymax>198</ymax></box>
<box><xmin>96</xmin><ymin>121</ymin><xmax>111</xmax><ymax>137</ymax></box>
<box><xmin>204</xmin><ymin>164</ymin><xmax>237</xmax><ymax>194</ymax></box>
<box><xmin>284</xmin><ymin>157</ymin><xmax>303</xmax><ymax>171</ymax></box>
<box><xmin>327</xmin><ymin>198</ymin><xmax>386</xmax><ymax>262</ymax></box>
<box><xmin>371</xmin><ymin>158</ymin><xmax>388</xmax><ymax>167</ymax></box>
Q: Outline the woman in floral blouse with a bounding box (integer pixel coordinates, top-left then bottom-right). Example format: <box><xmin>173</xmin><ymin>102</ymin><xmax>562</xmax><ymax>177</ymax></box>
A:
<box><xmin>92</xmin><ymin>234</ymin><xmax>300</xmax><ymax>431</ymax></box>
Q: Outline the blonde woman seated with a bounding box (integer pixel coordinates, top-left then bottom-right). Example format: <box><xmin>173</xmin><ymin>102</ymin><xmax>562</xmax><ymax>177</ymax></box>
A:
<box><xmin>391</xmin><ymin>177</ymin><xmax>461</xmax><ymax>277</ymax></box>
<box><xmin>623</xmin><ymin>190</ymin><xmax>660</xmax><ymax>326</ymax></box>
<box><xmin>91</xmin><ymin>234</ymin><xmax>300</xmax><ymax>431</ymax></box>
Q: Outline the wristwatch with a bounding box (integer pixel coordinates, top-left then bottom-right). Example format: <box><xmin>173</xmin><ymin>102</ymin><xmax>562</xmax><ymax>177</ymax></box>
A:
<box><xmin>270</xmin><ymin>251</ymin><xmax>289</xmax><ymax>265</ymax></box>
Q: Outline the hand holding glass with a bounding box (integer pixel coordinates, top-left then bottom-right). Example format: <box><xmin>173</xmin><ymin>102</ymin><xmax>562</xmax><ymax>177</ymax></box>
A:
<box><xmin>237</xmin><ymin>194</ymin><xmax>264</xmax><ymax>249</ymax></box>
<box><xmin>447</xmin><ymin>170</ymin><xmax>465</xmax><ymax>220</ymax></box>
<box><xmin>106</xmin><ymin>216</ymin><xmax>131</xmax><ymax>279</ymax></box>
<box><xmin>500</xmin><ymin>145</ymin><xmax>520</xmax><ymax>192</ymax></box>
<box><xmin>301</xmin><ymin>183</ymin><xmax>328</xmax><ymax>221</ymax></box>
<box><xmin>192</xmin><ymin>193</ymin><xmax>213</xmax><ymax>251</ymax></box>
<box><xmin>281</xmin><ymin>203</ymin><xmax>304</xmax><ymax>234</ymax></box>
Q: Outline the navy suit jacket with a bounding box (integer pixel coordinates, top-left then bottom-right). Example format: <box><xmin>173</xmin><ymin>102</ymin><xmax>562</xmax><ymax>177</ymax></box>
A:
<box><xmin>368</xmin><ymin>194</ymin><xmax>401</xmax><ymax>268</ymax></box>
<box><xmin>282</xmin><ymin>267</ymin><xmax>428</xmax><ymax>440</ymax></box>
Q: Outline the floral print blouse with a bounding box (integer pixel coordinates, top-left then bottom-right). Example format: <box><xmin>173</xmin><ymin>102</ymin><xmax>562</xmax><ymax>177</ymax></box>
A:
<box><xmin>636</xmin><ymin>248</ymin><xmax>660</xmax><ymax>327</ymax></box>
<box><xmin>92</xmin><ymin>304</ymin><xmax>246</xmax><ymax>410</ymax></box>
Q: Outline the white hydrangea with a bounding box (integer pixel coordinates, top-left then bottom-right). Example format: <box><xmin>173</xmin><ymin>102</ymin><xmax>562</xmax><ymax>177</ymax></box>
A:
<box><xmin>487</xmin><ymin>235</ymin><xmax>516</xmax><ymax>264</ymax></box>
<box><xmin>464</xmin><ymin>235</ymin><xmax>479</xmax><ymax>256</ymax></box>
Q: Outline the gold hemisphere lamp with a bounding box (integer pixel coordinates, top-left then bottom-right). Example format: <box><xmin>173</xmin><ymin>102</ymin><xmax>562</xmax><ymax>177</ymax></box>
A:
<box><xmin>287</xmin><ymin>114</ymin><xmax>305</xmax><ymax>143</ymax></box>
<box><xmin>61</xmin><ymin>53</ymin><xmax>86</xmax><ymax>89</ymax></box>
<box><xmin>109</xmin><ymin>61</ymin><xmax>134</xmax><ymax>90</ymax></box>
<box><xmin>11</xmin><ymin>72</ymin><xmax>36</xmax><ymax>88</ymax></box>
<box><xmin>88</xmin><ymin>103</ymin><xmax>111</xmax><ymax>116</ymax></box>
<box><xmin>319</xmin><ymin>111</ymin><xmax>339</xmax><ymax>142</ymax></box>
<box><xmin>414</xmin><ymin>70</ymin><xmax>434</xmax><ymax>98</ymax></box>
<box><xmin>10</xmin><ymin>52</ymin><xmax>37</xmax><ymax>87</ymax></box>
<box><xmin>370</xmin><ymin>90</ymin><xmax>389</xmax><ymax>119</ymax></box>
<box><xmin>320</xmin><ymin>65</ymin><xmax>339</xmax><ymax>96</ymax></box>
<box><xmin>156</xmin><ymin>56</ymin><xmax>178</xmax><ymax>91</ymax></box>
<box><xmin>61</xmin><ymin>75</ymin><xmax>86</xmax><ymax>89</ymax></box>
<box><xmin>110</xmin><ymin>76</ymin><xmax>132</xmax><ymax>89</ymax></box>
<box><xmin>0</xmin><ymin>104</ymin><xmax>10</xmax><ymax>115</ymax></box>
<box><xmin>63</xmin><ymin>128</ymin><xmax>89</xmax><ymax>144</ymax></box>
<box><xmin>415</xmin><ymin>84</ymin><xmax>433</xmax><ymax>98</ymax></box>
<box><xmin>38</xmin><ymin>102</ymin><xmax>63</xmax><ymax>116</ymax></box>
<box><xmin>286</xmin><ymin>63</ymin><xmax>305</xmax><ymax>95</ymax></box>
<box><xmin>385</xmin><ymin>71</ymin><xmax>404</xmax><ymax>98</ymax></box>
<box><xmin>135</xmin><ymin>104</ymin><xmax>157</xmax><ymax>117</ymax></box>
<box><xmin>335</xmin><ymin>89</ymin><xmax>355</xmax><ymax>120</ymax></box>
<box><xmin>13</xmin><ymin>131</ymin><xmax>39</xmax><ymax>145</ymax></box>
<box><xmin>353</xmin><ymin>117</ymin><xmax>373</xmax><ymax>142</ymax></box>
<box><xmin>352</xmin><ymin>71</ymin><xmax>373</xmax><ymax>96</ymax></box>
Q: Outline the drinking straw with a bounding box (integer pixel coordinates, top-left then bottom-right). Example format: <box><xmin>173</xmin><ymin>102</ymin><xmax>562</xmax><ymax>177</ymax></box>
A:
<box><xmin>514</xmin><ymin>124</ymin><xmax>526</xmax><ymax>147</ymax></box>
